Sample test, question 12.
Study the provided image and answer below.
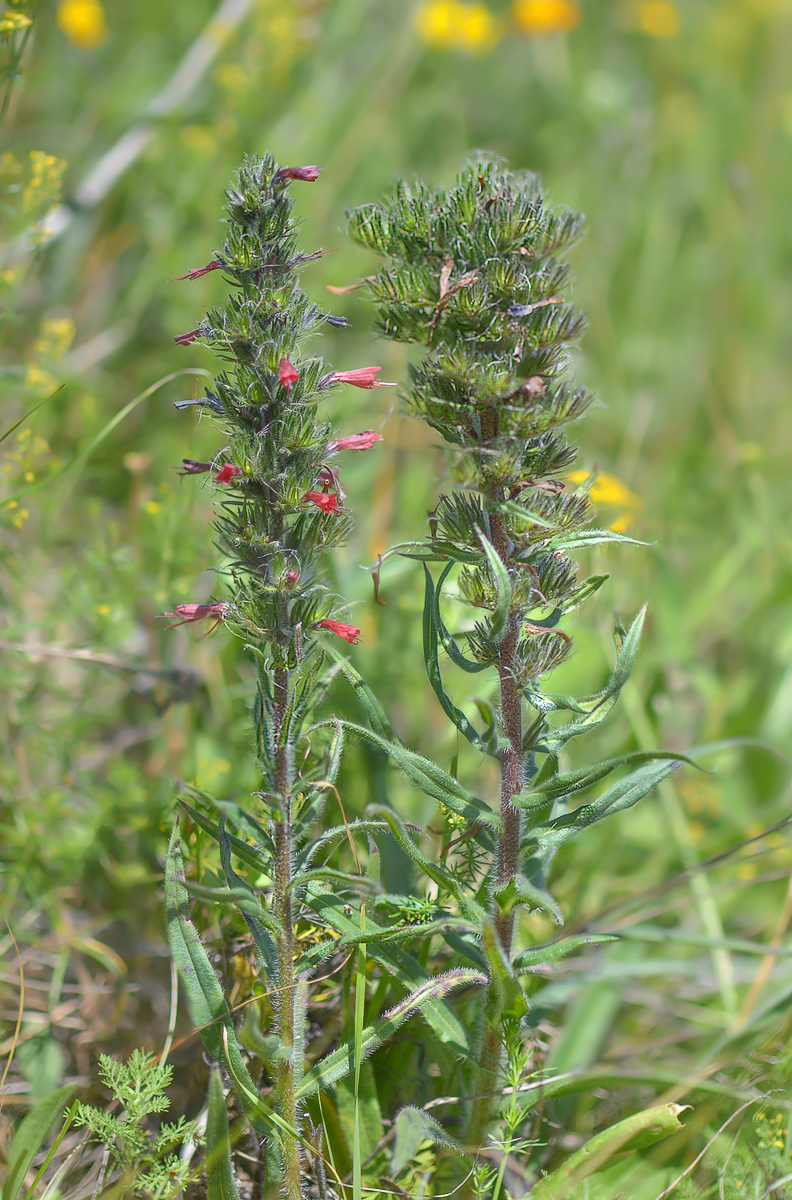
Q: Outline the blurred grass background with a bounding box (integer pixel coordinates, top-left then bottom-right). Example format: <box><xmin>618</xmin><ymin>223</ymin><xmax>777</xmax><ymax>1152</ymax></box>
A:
<box><xmin>2</xmin><ymin>0</ymin><xmax>792</xmax><ymax>1183</ymax></box>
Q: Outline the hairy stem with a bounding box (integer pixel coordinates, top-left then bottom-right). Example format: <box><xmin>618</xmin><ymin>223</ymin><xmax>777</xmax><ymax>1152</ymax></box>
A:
<box><xmin>468</xmin><ymin>502</ymin><xmax>524</xmax><ymax>1147</ymax></box>
<box><xmin>272</xmin><ymin>664</ymin><xmax>303</xmax><ymax>1199</ymax></box>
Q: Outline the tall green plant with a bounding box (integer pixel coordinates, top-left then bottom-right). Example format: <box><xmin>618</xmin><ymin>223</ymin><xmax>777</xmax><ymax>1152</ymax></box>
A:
<box><xmin>348</xmin><ymin>153</ymin><xmax>687</xmax><ymax>1147</ymax></box>
<box><xmin>163</xmin><ymin>154</ymin><xmax>484</xmax><ymax>1198</ymax></box>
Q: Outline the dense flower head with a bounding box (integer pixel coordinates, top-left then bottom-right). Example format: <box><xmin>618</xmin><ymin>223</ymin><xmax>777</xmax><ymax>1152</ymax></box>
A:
<box><xmin>348</xmin><ymin>153</ymin><xmax>595</xmax><ymax>684</ymax></box>
<box><xmin>171</xmin><ymin>153</ymin><xmax>364</xmax><ymax>671</ymax></box>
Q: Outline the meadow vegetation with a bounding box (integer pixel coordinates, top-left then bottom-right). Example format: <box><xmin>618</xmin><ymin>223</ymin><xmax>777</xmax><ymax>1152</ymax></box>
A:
<box><xmin>1</xmin><ymin>1</ymin><xmax>792</xmax><ymax>1197</ymax></box>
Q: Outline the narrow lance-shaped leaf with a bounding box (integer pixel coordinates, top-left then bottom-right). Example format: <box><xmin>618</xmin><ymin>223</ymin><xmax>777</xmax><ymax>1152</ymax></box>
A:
<box><xmin>1</xmin><ymin>1085</ymin><xmax>76</xmax><ymax>1200</ymax></box>
<box><xmin>528</xmin><ymin>759</ymin><xmax>683</xmax><ymax>852</ymax></box>
<box><xmin>302</xmin><ymin>885</ymin><xmax>475</xmax><ymax>1054</ymax></box>
<box><xmin>320</xmin><ymin>643</ymin><xmax>395</xmax><ymax>740</ymax></box>
<box><xmin>423</xmin><ymin>565</ymin><xmax>490</xmax><ymax>753</ymax></box>
<box><xmin>295</xmin><ymin>968</ymin><xmax>486</xmax><ymax>1099</ymax></box>
<box><xmin>476</xmin><ymin>526</ymin><xmax>512</xmax><ymax>641</ymax></box>
<box><xmin>218</xmin><ymin>818</ymin><xmax>277</xmax><ymax>980</ymax></box>
<box><xmin>366</xmin><ymin>803</ymin><xmax>487</xmax><ymax>923</ymax></box>
<box><xmin>315</xmin><ymin>719</ymin><xmax>499</xmax><ymax>834</ymax></box>
<box><xmin>432</xmin><ymin>561</ymin><xmax>488</xmax><ymax>674</ymax></box>
<box><xmin>206</xmin><ymin>1069</ymin><xmax>241</xmax><ymax>1200</ymax></box>
<box><xmin>164</xmin><ymin>824</ymin><xmax>274</xmax><ymax>1136</ymax></box>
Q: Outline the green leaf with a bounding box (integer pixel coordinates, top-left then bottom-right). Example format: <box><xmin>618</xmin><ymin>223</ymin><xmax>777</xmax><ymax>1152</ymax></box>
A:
<box><xmin>302</xmin><ymin>886</ymin><xmax>475</xmax><ymax>1054</ymax></box>
<box><xmin>423</xmin><ymin>566</ymin><xmax>489</xmax><ymax>753</ymax></box>
<box><xmin>547</xmin><ymin>528</ymin><xmax>648</xmax><ymax>551</ymax></box>
<box><xmin>481</xmin><ymin>919</ymin><xmax>528</xmax><ymax>1025</ymax></box>
<box><xmin>529</xmin><ymin>759</ymin><xmax>682</xmax><ymax>852</ymax></box>
<box><xmin>476</xmin><ymin>527</ymin><xmax>512</xmax><ymax>640</ymax></box>
<box><xmin>529</xmin><ymin>1103</ymin><xmax>689</xmax><ymax>1199</ymax></box>
<box><xmin>164</xmin><ymin>824</ymin><xmax>273</xmax><ymax>1135</ymax></box>
<box><xmin>296</xmin><ymin>819</ymin><xmax>394</xmax><ymax>872</ymax></box>
<box><xmin>287</xmin><ymin>867</ymin><xmax>383</xmax><ymax>896</ymax></box>
<box><xmin>1</xmin><ymin>1085</ymin><xmax>76</xmax><ymax>1200</ymax></box>
<box><xmin>181</xmin><ymin>879</ymin><xmax>282</xmax><ymax>938</ymax></box>
<box><xmin>178</xmin><ymin>801</ymin><xmax>271</xmax><ymax>877</ymax></box>
<box><xmin>366</xmin><ymin>804</ymin><xmax>486</xmax><ymax>923</ymax></box>
<box><xmin>538</xmin><ymin>606</ymin><xmax>647</xmax><ymax>752</ymax></box>
<box><xmin>494</xmin><ymin>874</ymin><xmax>564</xmax><ymax>925</ymax></box>
<box><xmin>513</xmin><ymin>935</ymin><xmax>618</xmax><ymax>974</ymax></box>
<box><xmin>295</xmin><ymin>969</ymin><xmax>486</xmax><ymax>1099</ymax></box>
<box><xmin>391</xmin><ymin>1107</ymin><xmax>462</xmax><ymax>1175</ymax></box>
<box><xmin>432</xmin><ymin>561</ymin><xmax>487</xmax><ymax>674</ymax></box>
<box><xmin>520</xmin><ymin>749</ymin><xmax>701</xmax><ymax>804</ymax></box>
<box><xmin>321</xmin><ymin>720</ymin><xmax>499</xmax><ymax>834</ymax></box>
<box><xmin>218</xmin><ymin>819</ymin><xmax>277</xmax><ymax>980</ymax></box>
<box><xmin>206</xmin><ymin>1069</ymin><xmax>241</xmax><ymax>1200</ymax></box>
<box><xmin>321</xmin><ymin>643</ymin><xmax>394</xmax><ymax>740</ymax></box>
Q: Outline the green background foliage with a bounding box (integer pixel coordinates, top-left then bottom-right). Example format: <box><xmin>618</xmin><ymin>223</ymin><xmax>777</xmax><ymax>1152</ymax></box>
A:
<box><xmin>2</xmin><ymin>0</ymin><xmax>792</xmax><ymax>1195</ymax></box>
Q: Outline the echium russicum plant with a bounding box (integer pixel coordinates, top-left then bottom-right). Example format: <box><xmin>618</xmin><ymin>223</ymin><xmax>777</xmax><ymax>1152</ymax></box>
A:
<box><xmin>349</xmin><ymin>153</ymin><xmax>687</xmax><ymax>1151</ymax></box>
<box><xmin>161</xmin><ymin>155</ymin><xmax>485</xmax><ymax>1199</ymax></box>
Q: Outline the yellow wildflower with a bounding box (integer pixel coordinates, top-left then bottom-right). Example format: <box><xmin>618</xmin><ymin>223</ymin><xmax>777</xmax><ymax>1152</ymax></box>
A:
<box><xmin>0</xmin><ymin>11</ymin><xmax>32</xmax><ymax>36</ymax></box>
<box><xmin>22</xmin><ymin>151</ymin><xmax>65</xmax><ymax>215</ymax></box>
<box><xmin>567</xmin><ymin>469</ymin><xmax>642</xmax><ymax>510</ymax></box>
<box><xmin>144</xmin><ymin>500</ymin><xmax>161</xmax><ymax>515</ymax></box>
<box><xmin>24</xmin><ymin>363</ymin><xmax>57</xmax><ymax>397</ymax></box>
<box><xmin>56</xmin><ymin>0</ymin><xmax>108</xmax><ymax>48</ymax></box>
<box><xmin>416</xmin><ymin>0</ymin><xmax>500</xmax><ymax>53</ymax></box>
<box><xmin>636</xmin><ymin>1</ymin><xmax>681</xmax><ymax>38</ymax></box>
<box><xmin>32</xmin><ymin>315</ymin><xmax>75</xmax><ymax>360</ymax></box>
<box><xmin>513</xmin><ymin>0</ymin><xmax>581</xmax><ymax>35</ymax></box>
<box><xmin>95</xmin><ymin>603</ymin><xmax>110</xmax><ymax>616</ymax></box>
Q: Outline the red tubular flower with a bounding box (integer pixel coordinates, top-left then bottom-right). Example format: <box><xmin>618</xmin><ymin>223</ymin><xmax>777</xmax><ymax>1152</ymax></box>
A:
<box><xmin>161</xmin><ymin>602</ymin><xmax>228</xmax><ymax>634</ymax></box>
<box><xmin>317</xmin><ymin>618</ymin><xmax>361</xmax><ymax>644</ymax></box>
<box><xmin>275</xmin><ymin>165</ymin><xmax>320</xmax><ymax>183</ymax></box>
<box><xmin>215</xmin><ymin>463</ymin><xmax>244</xmax><ymax>484</ymax></box>
<box><xmin>279</xmin><ymin>358</ymin><xmax>299</xmax><ymax>389</ymax></box>
<box><xmin>303</xmin><ymin>490</ymin><xmax>338</xmax><ymax>513</ymax></box>
<box><xmin>285</xmin><ymin>569</ymin><xmax>299</xmax><ymax>585</ymax></box>
<box><xmin>171</xmin><ymin>260</ymin><xmax>222</xmax><ymax>281</ymax></box>
<box><xmin>178</xmin><ymin>459</ymin><xmax>212</xmax><ymax>475</ymax></box>
<box><xmin>327</xmin><ymin>430</ymin><xmax>382</xmax><ymax>453</ymax></box>
<box><xmin>174</xmin><ymin>327</ymin><xmax>205</xmax><ymax>346</ymax></box>
<box><xmin>329</xmin><ymin>367</ymin><xmax>394</xmax><ymax>390</ymax></box>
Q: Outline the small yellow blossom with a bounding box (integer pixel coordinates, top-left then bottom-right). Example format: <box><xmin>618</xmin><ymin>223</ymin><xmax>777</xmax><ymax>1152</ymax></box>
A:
<box><xmin>22</xmin><ymin>151</ymin><xmax>66</xmax><ymax>215</ymax></box>
<box><xmin>637</xmin><ymin>1</ymin><xmax>681</xmax><ymax>38</ymax></box>
<box><xmin>0</xmin><ymin>11</ymin><xmax>32</xmax><ymax>36</ymax></box>
<box><xmin>512</xmin><ymin>0</ymin><xmax>581</xmax><ymax>35</ymax></box>
<box><xmin>56</xmin><ymin>0</ymin><xmax>108</xmax><ymax>48</ymax></box>
<box><xmin>416</xmin><ymin>0</ymin><xmax>500</xmax><ymax>53</ymax></box>
<box><xmin>567</xmin><ymin>469</ymin><xmax>642</xmax><ymax>510</ymax></box>
<box><xmin>144</xmin><ymin>500</ymin><xmax>161</xmax><ymax>515</ymax></box>
<box><xmin>32</xmin><ymin>315</ymin><xmax>75</xmax><ymax>360</ymax></box>
<box><xmin>95</xmin><ymin>603</ymin><xmax>110</xmax><ymax>616</ymax></box>
<box><xmin>736</xmin><ymin>862</ymin><xmax>757</xmax><ymax>882</ymax></box>
<box><xmin>24</xmin><ymin>363</ymin><xmax>57</xmax><ymax>397</ymax></box>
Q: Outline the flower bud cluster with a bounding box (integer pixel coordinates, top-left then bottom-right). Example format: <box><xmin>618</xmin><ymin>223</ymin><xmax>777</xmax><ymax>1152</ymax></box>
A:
<box><xmin>349</xmin><ymin>152</ymin><xmax>595</xmax><ymax>684</ymax></box>
<box><xmin>165</xmin><ymin>154</ymin><xmax>388</xmax><ymax>662</ymax></box>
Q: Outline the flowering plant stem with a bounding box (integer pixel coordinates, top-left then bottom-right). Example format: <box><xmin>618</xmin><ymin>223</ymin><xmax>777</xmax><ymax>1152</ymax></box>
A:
<box><xmin>349</xmin><ymin>154</ymin><xmax>682</xmax><ymax>1151</ymax></box>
